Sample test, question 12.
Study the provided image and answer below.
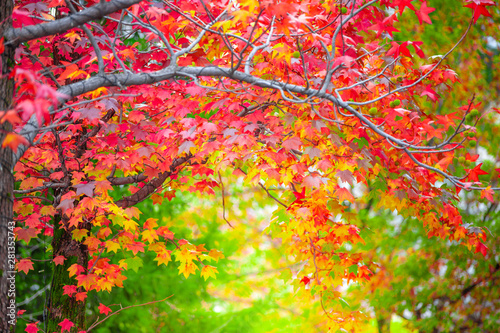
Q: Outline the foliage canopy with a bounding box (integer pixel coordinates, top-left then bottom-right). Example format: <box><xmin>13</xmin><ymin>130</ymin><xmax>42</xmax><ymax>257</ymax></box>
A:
<box><xmin>0</xmin><ymin>0</ymin><xmax>498</xmax><ymax>332</ymax></box>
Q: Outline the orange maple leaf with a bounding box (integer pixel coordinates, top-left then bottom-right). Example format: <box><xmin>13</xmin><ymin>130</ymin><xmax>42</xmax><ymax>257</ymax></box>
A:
<box><xmin>2</xmin><ymin>132</ymin><xmax>29</xmax><ymax>153</ymax></box>
<box><xmin>17</xmin><ymin>258</ymin><xmax>34</xmax><ymax>274</ymax></box>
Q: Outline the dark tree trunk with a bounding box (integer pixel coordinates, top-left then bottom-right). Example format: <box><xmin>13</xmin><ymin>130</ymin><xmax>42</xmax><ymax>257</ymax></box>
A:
<box><xmin>46</xmin><ymin>215</ymin><xmax>89</xmax><ymax>332</ymax></box>
<box><xmin>0</xmin><ymin>1</ymin><xmax>16</xmax><ymax>332</ymax></box>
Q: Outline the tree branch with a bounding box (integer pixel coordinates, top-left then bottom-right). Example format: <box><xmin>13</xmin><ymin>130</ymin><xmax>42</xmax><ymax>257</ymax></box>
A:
<box><xmin>4</xmin><ymin>0</ymin><xmax>141</xmax><ymax>45</ymax></box>
<box><xmin>114</xmin><ymin>155</ymin><xmax>192</xmax><ymax>208</ymax></box>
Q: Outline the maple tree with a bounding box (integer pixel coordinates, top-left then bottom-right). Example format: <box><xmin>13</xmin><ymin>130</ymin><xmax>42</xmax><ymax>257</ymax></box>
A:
<box><xmin>0</xmin><ymin>0</ymin><xmax>498</xmax><ymax>332</ymax></box>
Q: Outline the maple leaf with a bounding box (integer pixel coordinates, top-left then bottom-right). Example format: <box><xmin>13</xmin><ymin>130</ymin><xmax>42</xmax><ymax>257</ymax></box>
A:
<box><xmin>464</xmin><ymin>0</ymin><xmax>495</xmax><ymax>23</ymax></box>
<box><xmin>392</xmin><ymin>0</ymin><xmax>415</xmax><ymax>13</ymax></box>
<box><xmin>415</xmin><ymin>1</ymin><xmax>435</xmax><ymax>24</ymax></box>
<box><xmin>98</xmin><ymin>303</ymin><xmax>112</xmax><ymax>316</ymax></box>
<box><xmin>481</xmin><ymin>187</ymin><xmax>494</xmax><ymax>203</ymax></box>
<box><xmin>56</xmin><ymin>199</ymin><xmax>75</xmax><ymax>214</ymax></box>
<box><xmin>304</xmin><ymin>146</ymin><xmax>322</xmax><ymax>159</ymax></box>
<box><xmin>127</xmin><ymin>242</ymin><xmax>145</xmax><ymax>255</ymax></box>
<box><xmin>53</xmin><ymin>255</ymin><xmax>66</xmax><ymax>266</ymax></box>
<box><xmin>17</xmin><ymin>258</ymin><xmax>34</xmax><ymax>274</ymax></box>
<box><xmin>421</xmin><ymin>84</ymin><xmax>440</xmax><ymax>102</ymax></box>
<box><xmin>124</xmin><ymin>256</ymin><xmax>143</xmax><ymax>272</ymax></box>
<box><xmin>75</xmin><ymin>292</ymin><xmax>87</xmax><ymax>302</ymax></box>
<box><xmin>201</xmin><ymin>265</ymin><xmax>218</xmax><ymax>281</ymax></box>
<box><xmin>72</xmin><ymin>229</ymin><xmax>88</xmax><ymax>241</ymax></box>
<box><xmin>467</xmin><ymin>163</ymin><xmax>488</xmax><ymax>182</ymax></box>
<box><xmin>0</xmin><ymin>110</ymin><xmax>22</xmax><ymax>124</ymax></box>
<box><xmin>337</xmin><ymin>170</ymin><xmax>354</xmax><ymax>186</ymax></box>
<box><xmin>76</xmin><ymin>107</ymin><xmax>101</xmax><ymax>121</ymax></box>
<box><xmin>151</xmin><ymin>193</ymin><xmax>163</xmax><ymax>205</ymax></box>
<box><xmin>74</xmin><ymin>182</ymin><xmax>95</xmax><ymax>198</ymax></box>
<box><xmin>178</xmin><ymin>140</ymin><xmax>195</xmax><ymax>156</ymax></box>
<box><xmin>141</xmin><ymin>229</ymin><xmax>159</xmax><ymax>243</ymax></box>
<box><xmin>68</xmin><ymin>264</ymin><xmax>85</xmax><ymax>277</ymax></box>
<box><xmin>1</xmin><ymin>132</ymin><xmax>29</xmax><ymax>153</ymax></box>
<box><xmin>282</xmin><ymin>137</ymin><xmax>302</xmax><ymax>151</ymax></box>
<box><xmin>208</xmin><ymin>249</ymin><xmax>225</xmax><ymax>262</ymax></box>
<box><xmin>59</xmin><ymin>318</ymin><xmax>74</xmax><ymax>332</ymax></box>
<box><xmin>475</xmin><ymin>242</ymin><xmax>488</xmax><ymax>257</ymax></box>
<box><xmin>335</xmin><ymin>188</ymin><xmax>355</xmax><ymax>203</ymax></box>
<box><xmin>303</xmin><ymin>174</ymin><xmax>322</xmax><ymax>189</ymax></box>
<box><xmin>178</xmin><ymin>262</ymin><xmax>199</xmax><ymax>278</ymax></box>
<box><xmin>300</xmin><ymin>276</ymin><xmax>311</xmax><ymax>285</ymax></box>
<box><xmin>63</xmin><ymin>285</ymin><xmax>77</xmax><ymax>297</ymax></box>
<box><xmin>25</xmin><ymin>322</ymin><xmax>40</xmax><ymax>333</ymax></box>
<box><xmin>105</xmin><ymin>240</ymin><xmax>121</xmax><ymax>253</ymax></box>
<box><xmin>289</xmin><ymin>187</ymin><xmax>306</xmax><ymax>208</ymax></box>
<box><xmin>16</xmin><ymin>227</ymin><xmax>40</xmax><ymax>244</ymax></box>
<box><xmin>154</xmin><ymin>250</ymin><xmax>172</xmax><ymax>266</ymax></box>
<box><xmin>465</xmin><ymin>153</ymin><xmax>479</xmax><ymax>162</ymax></box>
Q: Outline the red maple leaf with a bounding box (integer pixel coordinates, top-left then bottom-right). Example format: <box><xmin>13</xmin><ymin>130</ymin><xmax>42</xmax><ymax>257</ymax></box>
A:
<box><xmin>481</xmin><ymin>187</ymin><xmax>494</xmax><ymax>203</ymax></box>
<box><xmin>467</xmin><ymin>163</ymin><xmax>488</xmax><ymax>182</ymax></box>
<box><xmin>415</xmin><ymin>1</ymin><xmax>435</xmax><ymax>24</ymax></box>
<box><xmin>421</xmin><ymin>84</ymin><xmax>440</xmax><ymax>102</ymax></box>
<box><xmin>98</xmin><ymin>303</ymin><xmax>112</xmax><ymax>316</ymax></box>
<box><xmin>75</xmin><ymin>292</ymin><xmax>87</xmax><ymax>302</ymax></box>
<box><xmin>465</xmin><ymin>153</ymin><xmax>479</xmax><ymax>162</ymax></box>
<box><xmin>63</xmin><ymin>285</ymin><xmax>77</xmax><ymax>297</ymax></box>
<box><xmin>59</xmin><ymin>318</ymin><xmax>74</xmax><ymax>332</ymax></box>
<box><xmin>387</xmin><ymin>41</ymin><xmax>424</xmax><ymax>58</ymax></box>
<box><xmin>392</xmin><ymin>0</ymin><xmax>415</xmax><ymax>13</ymax></box>
<box><xmin>25</xmin><ymin>322</ymin><xmax>40</xmax><ymax>333</ymax></box>
<box><xmin>464</xmin><ymin>0</ymin><xmax>495</xmax><ymax>24</ymax></box>
<box><xmin>475</xmin><ymin>242</ymin><xmax>488</xmax><ymax>257</ymax></box>
<box><xmin>300</xmin><ymin>276</ymin><xmax>311</xmax><ymax>285</ymax></box>
<box><xmin>288</xmin><ymin>187</ymin><xmax>306</xmax><ymax>209</ymax></box>
<box><xmin>53</xmin><ymin>255</ymin><xmax>66</xmax><ymax>266</ymax></box>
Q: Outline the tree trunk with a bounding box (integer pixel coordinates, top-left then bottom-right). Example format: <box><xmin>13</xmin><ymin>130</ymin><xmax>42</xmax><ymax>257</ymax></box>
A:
<box><xmin>46</xmin><ymin>215</ymin><xmax>88</xmax><ymax>332</ymax></box>
<box><xmin>0</xmin><ymin>1</ymin><xmax>16</xmax><ymax>332</ymax></box>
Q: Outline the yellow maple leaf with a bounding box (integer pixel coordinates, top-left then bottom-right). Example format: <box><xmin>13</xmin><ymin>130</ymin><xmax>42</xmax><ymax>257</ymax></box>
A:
<box><xmin>201</xmin><ymin>265</ymin><xmax>218</xmax><ymax>281</ymax></box>
<box><xmin>18</xmin><ymin>204</ymin><xmax>33</xmax><ymax>216</ymax></box>
<box><xmin>105</xmin><ymin>240</ymin><xmax>121</xmax><ymax>253</ymax></box>
<box><xmin>178</xmin><ymin>262</ymin><xmax>198</xmax><ymax>279</ymax></box>
<box><xmin>141</xmin><ymin>229</ymin><xmax>159</xmax><ymax>243</ymax></box>
<box><xmin>208</xmin><ymin>249</ymin><xmax>225</xmax><ymax>263</ymax></box>
<box><xmin>122</xmin><ymin>218</ymin><xmax>138</xmax><ymax>231</ymax></box>
<box><xmin>40</xmin><ymin>205</ymin><xmax>56</xmax><ymax>216</ymax></box>
<box><xmin>72</xmin><ymin>229</ymin><xmax>88</xmax><ymax>241</ymax></box>
<box><xmin>174</xmin><ymin>248</ymin><xmax>198</xmax><ymax>264</ymax></box>
<box><xmin>154</xmin><ymin>250</ymin><xmax>172</xmax><ymax>266</ymax></box>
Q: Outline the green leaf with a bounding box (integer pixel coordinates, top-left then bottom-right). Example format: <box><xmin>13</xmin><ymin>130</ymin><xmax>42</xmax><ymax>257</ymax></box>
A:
<box><xmin>125</xmin><ymin>256</ymin><xmax>143</xmax><ymax>273</ymax></box>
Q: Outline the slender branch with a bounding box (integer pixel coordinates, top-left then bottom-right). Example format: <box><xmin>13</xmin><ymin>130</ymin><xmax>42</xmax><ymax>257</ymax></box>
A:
<box><xmin>87</xmin><ymin>295</ymin><xmax>173</xmax><ymax>332</ymax></box>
